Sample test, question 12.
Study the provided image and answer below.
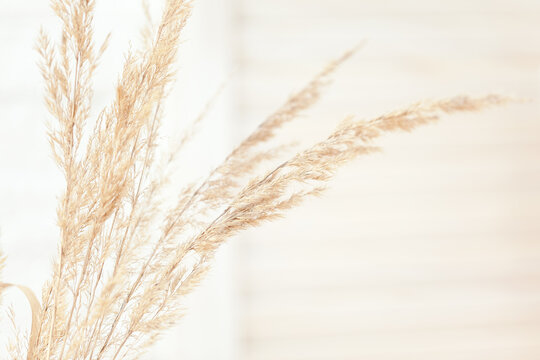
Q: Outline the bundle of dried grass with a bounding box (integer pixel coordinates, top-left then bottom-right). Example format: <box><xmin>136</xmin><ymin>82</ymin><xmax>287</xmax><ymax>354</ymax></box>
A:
<box><xmin>0</xmin><ymin>0</ymin><xmax>512</xmax><ymax>359</ymax></box>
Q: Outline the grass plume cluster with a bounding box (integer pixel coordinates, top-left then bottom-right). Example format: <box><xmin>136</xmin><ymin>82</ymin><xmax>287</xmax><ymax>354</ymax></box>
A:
<box><xmin>0</xmin><ymin>0</ymin><xmax>511</xmax><ymax>359</ymax></box>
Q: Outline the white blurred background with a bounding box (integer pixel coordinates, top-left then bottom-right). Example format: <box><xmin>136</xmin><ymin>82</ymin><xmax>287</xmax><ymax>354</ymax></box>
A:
<box><xmin>1</xmin><ymin>0</ymin><xmax>539</xmax><ymax>359</ymax></box>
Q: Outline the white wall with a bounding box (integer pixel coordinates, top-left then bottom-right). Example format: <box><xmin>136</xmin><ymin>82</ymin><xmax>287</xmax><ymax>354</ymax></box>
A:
<box><xmin>234</xmin><ymin>0</ymin><xmax>540</xmax><ymax>359</ymax></box>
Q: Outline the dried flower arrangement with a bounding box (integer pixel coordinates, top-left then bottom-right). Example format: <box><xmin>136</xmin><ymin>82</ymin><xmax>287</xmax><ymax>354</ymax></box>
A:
<box><xmin>0</xmin><ymin>0</ymin><xmax>512</xmax><ymax>359</ymax></box>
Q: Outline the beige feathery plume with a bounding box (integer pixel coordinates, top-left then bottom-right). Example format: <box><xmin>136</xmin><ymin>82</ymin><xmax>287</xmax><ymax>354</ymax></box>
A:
<box><xmin>124</xmin><ymin>96</ymin><xmax>509</xmax><ymax>347</ymax></box>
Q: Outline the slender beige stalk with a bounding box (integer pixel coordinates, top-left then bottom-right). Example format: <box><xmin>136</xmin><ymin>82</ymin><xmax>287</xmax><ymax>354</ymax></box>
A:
<box><xmin>6</xmin><ymin>306</ymin><xmax>26</xmax><ymax>360</ymax></box>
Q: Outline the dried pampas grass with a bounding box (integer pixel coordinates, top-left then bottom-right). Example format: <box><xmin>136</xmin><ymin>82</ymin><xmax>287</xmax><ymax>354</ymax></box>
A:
<box><xmin>0</xmin><ymin>0</ymin><xmax>513</xmax><ymax>359</ymax></box>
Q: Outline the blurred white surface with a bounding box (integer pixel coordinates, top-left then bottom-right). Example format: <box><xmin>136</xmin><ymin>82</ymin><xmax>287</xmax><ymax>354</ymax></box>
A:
<box><xmin>234</xmin><ymin>0</ymin><xmax>540</xmax><ymax>359</ymax></box>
